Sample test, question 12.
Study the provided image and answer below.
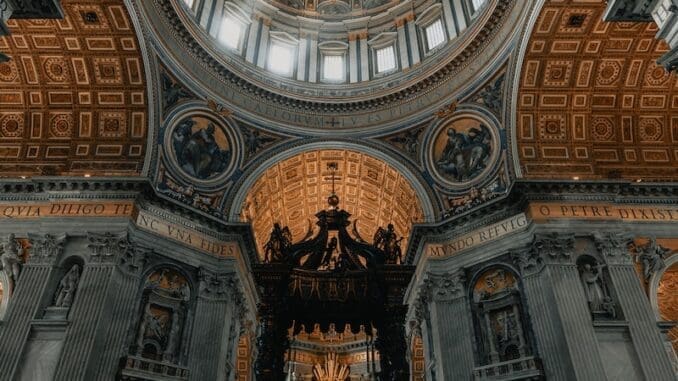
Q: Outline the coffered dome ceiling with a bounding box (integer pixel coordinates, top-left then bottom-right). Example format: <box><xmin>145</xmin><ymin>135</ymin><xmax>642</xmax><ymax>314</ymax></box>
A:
<box><xmin>0</xmin><ymin>0</ymin><xmax>148</xmax><ymax>177</ymax></box>
<box><xmin>136</xmin><ymin>0</ymin><xmax>523</xmax><ymax>133</ymax></box>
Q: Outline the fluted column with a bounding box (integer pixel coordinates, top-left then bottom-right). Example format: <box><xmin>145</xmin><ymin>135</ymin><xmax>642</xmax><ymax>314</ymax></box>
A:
<box><xmin>530</xmin><ymin>233</ymin><xmax>607</xmax><ymax>380</ymax></box>
<box><xmin>296</xmin><ymin>33</ymin><xmax>308</xmax><ymax>81</ymax></box>
<box><xmin>426</xmin><ymin>271</ymin><xmax>474</xmax><ymax>379</ymax></box>
<box><xmin>597</xmin><ymin>234</ymin><xmax>676</xmax><ymax>380</ymax></box>
<box><xmin>359</xmin><ymin>32</ymin><xmax>369</xmax><ymax>81</ymax></box>
<box><xmin>0</xmin><ymin>233</ymin><xmax>65</xmax><ymax>381</ymax></box>
<box><xmin>512</xmin><ymin>244</ymin><xmax>576</xmax><ymax>380</ymax></box>
<box><xmin>88</xmin><ymin>238</ymin><xmax>148</xmax><ymax>380</ymax></box>
<box><xmin>349</xmin><ymin>34</ymin><xmax>358</xmax><ymax>83</ymax></box>
<box><xmin>308</xmin><ymin>32</ymin><xmax>319</xmax><ymax>83</ymax></box>
<box><xmin>188</xmin><ymin>270</ymin><xmax>239</xmax><ymax>381</ymax></box>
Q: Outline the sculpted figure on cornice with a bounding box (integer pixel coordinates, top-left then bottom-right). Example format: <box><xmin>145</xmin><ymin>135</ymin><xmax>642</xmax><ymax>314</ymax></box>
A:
<box><xmin>0</xmin><ymin>234</ymin><xmax>22</xmax><ymax>291</ymax></box>
<box><xmin>634</xmin><ymin>237</ymin><xmax>671</xmax><ymax>282</ymax></box>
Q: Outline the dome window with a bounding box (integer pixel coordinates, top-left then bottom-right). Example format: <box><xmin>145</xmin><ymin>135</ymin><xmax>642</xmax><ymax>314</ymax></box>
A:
<box><xmin>218</xmin><ymin>17</ymin><xmax>244</xmax><ymax>51</ymax></box>
<box><xmin>319</xmin><ymin>41</ymin><xmax>348</xmax><ymax>83</ymax></box>
<box><xmin>268</xmin><ymin>42</ymin><xmax>296</xmax><ymax>77</ymax></box>
<box><xmin>182</xmin><ymin>0</ymin><xmax>194</xmax><ymax>9</ymax></box>
<box><xmin>472</xmin><ymin>0</ymin><xmax>488</xmax><ymax>13</ymax></box>
<box><xmin>376</xmin><ymin>45</ymin><xmax>396</xmax><ymax>74</ymax></box>
<box><xmin>425</xmin><ymin>19</ymin><xmax>446</xmax><ymax>51</ymax></box>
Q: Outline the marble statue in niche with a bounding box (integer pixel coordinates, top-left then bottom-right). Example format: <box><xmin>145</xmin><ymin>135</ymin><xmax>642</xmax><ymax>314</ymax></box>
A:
<box><xmin>432</xmin><ymin>119</ymin><xmax>493</xmax><ymax>182</ymax></box>
<box><xmin>0</xmin><ymin>233</ymin><xmax>22</xmax><ymax>291</ymax></box>
<box><xmin>577</xmin><ymin>256</ymin><xmax>617</xmax><ymax>319</ymax></box>
<box><xmin>172</xmin><ymin>117</ymin><xmax>231</xmax><ymax>180</ymax></box>
<box><xmin>52</xmin><ymin>264</ymin><xmax>81</xmax><ymax>308</ymax></box>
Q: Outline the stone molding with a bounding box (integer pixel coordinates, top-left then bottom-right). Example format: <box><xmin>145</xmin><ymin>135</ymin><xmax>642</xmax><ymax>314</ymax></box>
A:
<box><xmin>116</xmin><ymin>239</ymin><xmax>150</xmax><ymax>277</ymax></box>
<box><xmin>511</xmin><ymin>246</ymin><xmax>544</xmax><ymax>277</ymax></box>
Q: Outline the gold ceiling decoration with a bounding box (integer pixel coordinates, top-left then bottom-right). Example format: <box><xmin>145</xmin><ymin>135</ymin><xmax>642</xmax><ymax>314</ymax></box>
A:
<box><xmin>0</xmin><ymin>0</ymin><xmax>147</xmax><ymax>176</ymax></box>
<box><xmin>241</xmin><ymin>149</ymin><xmax>424</xmax><ymax>260</ymax></box>
<box><xmin>517</xmin><ymin>0</ymin><xmax>678</xmax><ymax>181</ymax></box>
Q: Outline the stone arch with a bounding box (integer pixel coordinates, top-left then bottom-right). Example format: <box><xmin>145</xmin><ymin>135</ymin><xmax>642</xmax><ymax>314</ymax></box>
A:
<box><xmin>229</xmin><ymin>143</ymin><xmax>436</xmax><ymax>260</ymax></box>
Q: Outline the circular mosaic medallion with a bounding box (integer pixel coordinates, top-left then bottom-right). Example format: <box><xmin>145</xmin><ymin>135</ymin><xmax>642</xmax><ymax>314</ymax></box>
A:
<box><xmin>427</xmin><ymin>115</ymin><xmax>500</xmax><ymax>188</ymax></box>
<box><xmin>164</xmin><ymin>110</ymin><xmax>237</xmax><ymax>185</ymax></box>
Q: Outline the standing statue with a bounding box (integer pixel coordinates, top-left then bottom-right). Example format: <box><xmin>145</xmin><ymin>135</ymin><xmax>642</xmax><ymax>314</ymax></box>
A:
<box><xmin>0</xmin><ymin>233</ymin><xmax>22</xmax><ymax>289</ymax></box>
<box><xmin>263</xmin><ymin>223</ymin><xmax>293</xmax><ymax>263</ymax></box>
<box><xmin>53</xmin><ymin>264</ymin><xmax>81</xmax><ymax>308</ymax></box>
<box><xmin>163</xmin><ymin>311</ymin><xmax>181</xmax><ymax>361</ymax></box>
<box><xmin>373</xmin><ymin>224</ymin><xmax>403</xmax><ymax>264</ymax></box>
<box><xmin>579</xmin><ymin>262</ymin><xmax>607</xmax><ymax>313</ymax></box>
<box><xmin>636</xmin><ymin>237</ymin><xmax>670</xmax><ymax>281</ymax></box>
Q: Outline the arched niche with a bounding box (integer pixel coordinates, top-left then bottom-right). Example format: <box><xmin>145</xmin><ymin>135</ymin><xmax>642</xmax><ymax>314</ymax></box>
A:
<box><xmin>131</xmin><ymin>266</ymin><xmax>194</xmax><ymax>364</ymax></box>
<box><xmin>469</xmin><ymin>265</ymin><xmax>538</xmax><ymax>366</ymax></box>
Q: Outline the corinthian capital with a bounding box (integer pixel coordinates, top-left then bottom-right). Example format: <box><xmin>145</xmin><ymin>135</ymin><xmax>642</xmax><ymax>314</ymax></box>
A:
<box><xmin>511</xmin><ymin>247</ymin><xmax>544</xmax><ymax>276</ymax></box>
<box><xmin>116</xmin><ymin>239</ymin><xmax>149</xmax><ymax>276</ymax></box>
<box><xmin>87</xmin><ymin>232</ymin><xmax>128</xmax><ymax>263</ymax></box>
<box><xmin>27</xmin><ymin>233</ymin><xmax>66</xmax><ymax>264</ymax></box>
<box><xmin>533</xmin><ymin>232</ymin><xmax>575</xmax><ymax>264</ymax></box>
<box><xmin>427</xmin><ymin>271</ymin><xmax>466</xmax><ymax>302</ymax></box>
<box><xmin>198</xmin><ymin>269</ymin><xmax>235</xmax><ymax>300</ymax></box>
<box><xmin>593</xmin><ymin>232</ymin><xmax>633</xmax><ymax>266</ymax></box>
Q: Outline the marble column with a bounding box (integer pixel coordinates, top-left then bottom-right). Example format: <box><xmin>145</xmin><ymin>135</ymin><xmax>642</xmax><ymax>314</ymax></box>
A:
<box><xmin>0</xmin><ymin>233</ymin><xmax>64</xmax><ymax>381</ymax></box>
<box><xmin>87</xmin><ymin>238</ymin><xmax>149</xmax><ymax>380</ymax></box>
<box><xmin>308</xmin><ymin>32</ymin><xmax>319</xmax><ymax>83</ymax></box>
<box><xmin>596</xmin><ymin>233</ymin><xmax>676</xmax><ymax>380</ymax></box>
<box><xmin>539</xmin><ymin>233</ymin><xmax>608</xmax><ymax>380</ymax></box>
<box><xmin>359</xmin><ymin>33</ymin><xmax>369</xmax><ymax>81</ymax></box>
<box><xmin>425</xmin><ymin>271</ymin><xmax>474</xmax><ymax>380</ymax></box>
<box><xmin>296</xmin><ymin>33</ymin><xmax>308</xmax><ymax>81</ymax></box>
<box><xmin>187</xmin><ymin>270</ymin><xmax>239</xmax><ymax>381</ymax></box>
<box><xmin>441</xmin><ymin>0</ymin><xmax>458</xmax><ymax>39</ymax></box>
<box><xmin>512</xmin><ymin>244</ymin><xmax>576</xmax><ymax>380</ymax></box>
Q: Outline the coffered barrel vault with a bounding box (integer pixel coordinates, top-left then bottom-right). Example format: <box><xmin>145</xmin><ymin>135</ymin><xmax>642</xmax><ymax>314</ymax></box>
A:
<box><xmin>0</xmin><ymin>0</ymin><xmax>148</xmax><ymax>177</ymax></box>
<box><xmin>516</xmin><ymin>0</ymin><xmax>678</xmax><ymax>181</ymax></box>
